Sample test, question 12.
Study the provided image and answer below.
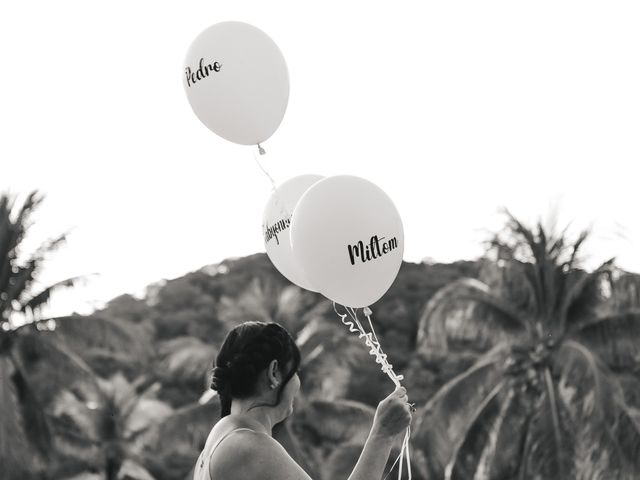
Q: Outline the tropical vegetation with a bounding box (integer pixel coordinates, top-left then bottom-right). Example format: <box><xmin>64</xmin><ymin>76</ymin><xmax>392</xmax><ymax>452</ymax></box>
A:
<box><xmin>1</xmin><ymin>192</ymin><xmax>638</xmax><ymax>480</ymax></box>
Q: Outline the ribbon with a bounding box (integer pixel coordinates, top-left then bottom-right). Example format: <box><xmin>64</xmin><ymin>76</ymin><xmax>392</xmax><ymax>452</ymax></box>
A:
<box><xmin>333</xmin><ymin>303</ymin><xmax>413</xmax><ymax>480</ymax></box>
<box><xmin>252</xmin><ymin>147</ymin><xmax>291</xmax><ymax>229</ymax></box>
<box><xmin>252</xmin><ymin>146</ymin><xmax>278</xmax><ymax>193</ymax></box>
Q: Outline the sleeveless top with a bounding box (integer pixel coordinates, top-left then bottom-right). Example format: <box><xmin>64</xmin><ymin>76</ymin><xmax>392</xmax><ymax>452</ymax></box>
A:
<box><xmin>193</xmin><ymin>427</ymin><xmax>255</xmax><ymax>480</ymax></box>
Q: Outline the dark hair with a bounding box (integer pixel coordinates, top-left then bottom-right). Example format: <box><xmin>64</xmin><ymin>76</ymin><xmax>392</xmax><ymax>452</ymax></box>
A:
<box><xmin>210</xmin><ymin>321</ymin><xmax>301</xmax><ymax>418</ymax></box>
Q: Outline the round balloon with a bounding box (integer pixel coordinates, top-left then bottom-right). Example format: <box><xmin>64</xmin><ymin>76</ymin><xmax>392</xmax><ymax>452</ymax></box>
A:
<box><xmin>290</xmin><ymin>176</ymin><xmax>404</xmax><ymax>308</ymax></box>
<box><xmin>183</xmin><ymin>21</ymin><xmax>289</xmax><ymax>145</ymax></box>
<box><xmin>263</xmin><ymin>175</ymin><xmax>324</xmax><ymax>291</ymax></box>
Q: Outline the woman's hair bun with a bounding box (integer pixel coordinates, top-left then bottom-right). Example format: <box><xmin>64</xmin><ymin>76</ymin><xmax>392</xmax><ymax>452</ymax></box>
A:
<box><xmin>211</xmin><ymin>365</ymin><xmax>231</xmax><ymax>392</ymax></box>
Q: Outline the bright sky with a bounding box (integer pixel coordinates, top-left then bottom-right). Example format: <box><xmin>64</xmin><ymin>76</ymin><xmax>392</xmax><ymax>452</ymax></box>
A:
<box><xmin>2</xmin><ymin>1</ymin><xmax>639</xmax><ymax>318</ymax></box>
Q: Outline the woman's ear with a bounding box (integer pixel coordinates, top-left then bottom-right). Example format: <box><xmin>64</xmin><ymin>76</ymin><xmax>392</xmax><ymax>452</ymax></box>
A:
<box><xmin>267</xmin><ymin>359</ymin><xmax>280</xmax><ymax>386</ymax></box>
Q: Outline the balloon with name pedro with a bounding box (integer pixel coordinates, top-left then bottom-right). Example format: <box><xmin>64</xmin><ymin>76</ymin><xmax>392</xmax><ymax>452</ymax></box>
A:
<box><xmin>263</xmin><ymin>175</ymin><xmax>324</xmax><ymax>292</ymax></box>
<box><xmin>183</xmin><ymin>21</ymin><xmax>290</xmax><ymax>146</ymax></box>
<box><xmin>290</xmin><ymin>175</ymin><xmax>404</xmax><ymax>308</ymax></box>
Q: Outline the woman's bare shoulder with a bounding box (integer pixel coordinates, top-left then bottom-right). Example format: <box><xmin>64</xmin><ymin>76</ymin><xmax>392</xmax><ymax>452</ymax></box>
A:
<box><xmin>210</xmin><ymin>429</ymin><xmax>312</xmax><ymax>480</ymax></box>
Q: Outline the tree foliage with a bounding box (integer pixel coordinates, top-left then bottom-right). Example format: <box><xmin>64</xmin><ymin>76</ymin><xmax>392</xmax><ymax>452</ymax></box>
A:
<box><xmin>412</xmin><ymin>211</ymin><xmax>640</xmax><ymax>479</ymax></box>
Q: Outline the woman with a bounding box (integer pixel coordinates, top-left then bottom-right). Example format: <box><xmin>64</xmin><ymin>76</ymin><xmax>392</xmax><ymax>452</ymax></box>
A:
<box><xmin>193</xmin><ymin>321</ymin><xmax>413</xmax><ymax>480</ymax></box>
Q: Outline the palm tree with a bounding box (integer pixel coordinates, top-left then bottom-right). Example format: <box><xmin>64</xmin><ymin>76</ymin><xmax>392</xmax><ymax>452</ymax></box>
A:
<box><xmin>412</xmin><ymin>210</ymin><xmax>640</xmax><ymax>479</ymax></box>
<box><xmin>0</xmin><ymin>191</ymin><xmax>151</xmax><ymax>480</ymax></box>
<box><xmin>49</xmin><ymin>372</ymin><xmax>172</xmax><ymax>480</ymax></box>
<box><xmin>0</xmin><ymin>191</ymin><xmax>86</xmax><ymax>479</ymax></box>
<box><xmin>136</xmin><ymin>400</ymin><xmax>221</xmax><ymax>480</ymax></box>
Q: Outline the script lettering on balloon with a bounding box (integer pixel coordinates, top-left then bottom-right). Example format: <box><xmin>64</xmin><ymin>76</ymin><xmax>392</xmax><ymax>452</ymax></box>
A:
<box><xmin>347</xmin><ymin>235</ymin><xmax>398</xmax><ymax>265</ymax></box>
<box><xmin>264</xmin><ymin>217</ymin><xmax>291</xmax><ymax>246</ymax></box>
<box><xmin>185</xmin><ymin>58</ymin><xmax>222</xmax><ymax>87</ymax></box>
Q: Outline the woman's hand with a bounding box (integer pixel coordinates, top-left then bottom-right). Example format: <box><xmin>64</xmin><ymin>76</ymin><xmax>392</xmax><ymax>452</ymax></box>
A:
<box><xmin>371</xmin><ymin>386</ymin><xmax>412</xmax><ymax>440</ymax></box>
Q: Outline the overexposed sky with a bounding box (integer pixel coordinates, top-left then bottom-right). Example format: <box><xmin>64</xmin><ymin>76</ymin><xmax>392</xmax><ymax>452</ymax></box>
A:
<box><xmin>2</xmin><ymin>1</ymin><xmax>639</xmax><ymax>317</ymax></box>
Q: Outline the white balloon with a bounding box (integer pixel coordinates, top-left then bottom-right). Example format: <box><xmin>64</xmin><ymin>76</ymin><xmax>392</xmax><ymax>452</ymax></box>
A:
<box><xmin>290</xmin><ymin>176</ymin><xmax>404</xmax><ymax>308</ymax></box>
<box><xmin>183</xmin><ymin>21</ymin><xmax>289</xmax><ymax>146</ymax></box>
<box><xmin>263</xmin><ymin>175</ymin><xmax>324</xmax><ymax>291</ymax></box>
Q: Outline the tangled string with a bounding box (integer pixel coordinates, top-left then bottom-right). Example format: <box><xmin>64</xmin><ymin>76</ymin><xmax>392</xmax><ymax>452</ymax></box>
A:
<box><xmin>333</xmin><ymin>303</ymin><xmax>403</xmax><ymax>385</ymax></box>
<box><xmin>333</xmin><ymin>302</ymin><xmax>412</xmax><ymax>480</ymax></box>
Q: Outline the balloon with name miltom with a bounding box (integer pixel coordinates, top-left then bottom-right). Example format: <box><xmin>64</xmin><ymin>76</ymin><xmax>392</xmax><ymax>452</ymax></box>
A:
<box><xmin>290</xmin><ymin>175</ymin><xmax>404</xmax><ymax>308</ymax></box>
<box><xmin>263</xmin><ymin>175</ymin><xmax>324</xmax><ymax>291</ymax></box>
<box><xmin>183</xmin><ymin>21</ymin><xmax>289</xmax><ymax>146</ymax></box>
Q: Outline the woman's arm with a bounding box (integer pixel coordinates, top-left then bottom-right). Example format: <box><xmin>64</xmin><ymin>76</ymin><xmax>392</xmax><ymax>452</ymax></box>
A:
<box><xmin>213</xmin><ymin>385</ymin><xmax>411</xmax><ymax>480</ymax></box>
<box><xmin>347</xmin><ymin>386</ymin><xmax>412</xmax><ymax>480</ymax></box>
<box><xmin>347</xmin><ymin>426</ymin><xmax>395</xmax><ymax>480</ymax></box>
<box><xmin>215</xmin><ymin>428</ymin><xmax>397</xmax><ymax>480</ymax></box>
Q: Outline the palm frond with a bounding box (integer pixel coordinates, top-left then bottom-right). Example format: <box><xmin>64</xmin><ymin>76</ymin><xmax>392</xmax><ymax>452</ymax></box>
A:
<box><xmin>564</xmin><ymin>229</ymin><xmax>590</xmax><ymax>270</ymax></box>
<box><xmin>274</xmin><ymin>285</ymin><xmax>321</xmax><ymax>336</ymax></box>
<box><xmin>293</xmin><ymin>399</ymin><xmax>375</xmax><ymax>448</ymax></box>
<box><xmin>12</xmin><ymin>332</ymin><xmax>100</xmax><ymax>406</ymax></box>
<box><xmin>543</xmin><ymin>367</ymin><xmax>567</xmax><ymax>478</ymax></box>
<box><xmin>0</xmin><ymin>260</ymin><xmax>36</xmax><ymax>317</ymax></box>
<box><xmin>0</xmin><ymin>191</ymin><xmax>43</xmax><ymax>264</ymax></box>
<box><xmin>20</xmin><ymin>274</ymin><xmax>89</xmax><ymax>318</ymax></box>
<box><xmin>0</xmin><ymin>195</ymin><xmax>13</xmax><ymax>265</ymax></box>
<box><xmin>478</xmin><ymin>259</ymin><xmax>538</xmax><ymax>314</ymax></box>
<box><xmin>294</xmin><ymin>315</ymin><xmax>369</xmax><ymax>399</ymax></box>
<box><xmin>502</xmin><ymin>212</ymin><xmax>551</xmax><ymax>292</ymax></box>
<box><xmin>216</xmin><ymin>277</ymin><xmax>273</xmax><ymax>328</ymax></box>
<box><xmin>416</xmin><ymin>278</ymin><xmax>526</xmax><ymax>360</ymax></box>
<box><xmin>569</xmin><ymin>310</ymin><xmax>640</xmax><ymax>369</ymax></box>
<box><xmin>116</xmin><ymin>459</ymin><xmax>156</xmax><ymax>480</ymax></box>
<box><xmin>46</xmin><ymin>390</ymin><xmax>104</xmax><ymax>469</ymax></box>
<box><xmin>157</xmin><ymin>336</ymin><xmax>217</xmax><ymax>386</ymax></box>
<box><xmin>411</xmin><ymin>344</ymin><xmax>509</xmax><ymax>478</ymax></box>
<box><xmin>95</xmin><ymin>371</ymin><xmax>140</xmax><ymax>417</ymax></box>
<box><xmin>517</xmin><ymin>413</ymin><xmax>535</xmax><ymax>480</ymax></box>
<box><xmin>463</xmin><ymin>386</ymin><xmax>529</xmax><ymax>480</ymax></box>
<box><xmin>444</xmin><ymin>380</ymin><xmax>506</xmax><ymax>480</ymax></box>
<box><xmin>555</xmin><ymin>340</ymin><xmax>640</xmax><ymax>475</ymax></box>
<box><xmin>28</xmin><ymin>232</ymin><xmax>68</xmax><ymax>262</ymax></box>
<box><xmin>564</xmin><ymin>258</ymin><xmax>616</xmax><ymax>330</ymax></box>
<box><xmin>0</xmin><ymin>354</ymin><xmax>35</xmax><ymax>480</ymax></box>
<box><xmin>608</xmin><ymin>270</ymin><xmax>640</xmax><ymax>311</ymax></box>
<box><xmin>8</xmin><ymin>349</ymin><xmax>52</xmax><ymax>458</ymax></box>
<box><xmin>124</xmin><ymin>397</ymin><xmax>174</xmax><ymax>440</ymax></box>
<box><xmin>520</xmin><ymin>383</ymin><xmax>575</xmax><ymax>480</ymax></box>
<box><xmin>49</xmin><ymin>388</ymin><xmax>101</xmax><ymax>444</ymax></box>
<box><xmin>52</xmin><ymin>314</ymin><xmax>155</xmax><ymax>363</ymax></box>
<box><xmin>0</xmin><ymin>192</ymin><xmax>44</xmax><ymax>301</ymax></box>
<box><xmin>79</xmin><ymin>348</ymin><xmax>141</xmax><ymax>379</ymax></box>
<box><xmin>138</xmin><ymin>401</ymin><xmax>220</xmax><ymax>455</ymax></box>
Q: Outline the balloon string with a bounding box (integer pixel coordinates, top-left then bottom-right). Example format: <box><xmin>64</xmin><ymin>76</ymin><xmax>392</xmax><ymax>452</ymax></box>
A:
<box><xmin>362</xmin><ymin>308</ymin><xmax>414</xmax><ymax>410</ymax></box>
<box><xmin>361</xmin><ymin>306</ymin><xmax>412</xmax><ymax>480</ymax></box>
<box><xmin>333</xmin><ymin>303</ymin><xmax>412</xmax><ymax>479</ymax></box>
<box><xmin>334</xmin><ymin>303</ymin><xmax>402</xmax><ymax>385</ymax></box>
<box><xmin>252</xmin><ymin>146</ymin><xmax>291</xmax><ymax>231</ymax></box>
<box><xmin>382</xmin><ymin>427</ymin><xmax>412</xmax><ymax>480</ymax></box>
<box><xmin>252</xmin><ymin>146</ymin><xmax>278</xmax><ymax>193</ymax></box>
